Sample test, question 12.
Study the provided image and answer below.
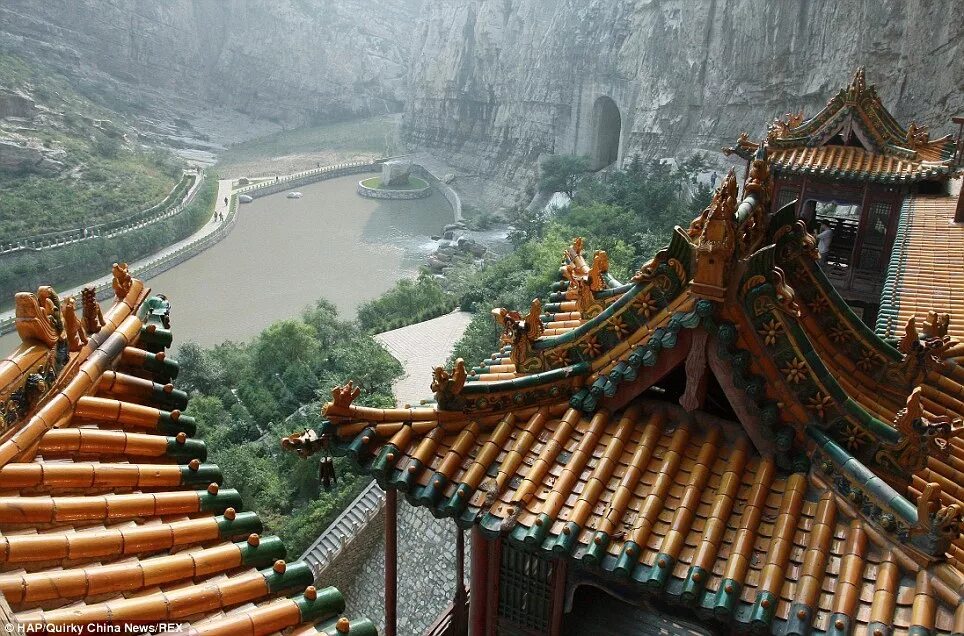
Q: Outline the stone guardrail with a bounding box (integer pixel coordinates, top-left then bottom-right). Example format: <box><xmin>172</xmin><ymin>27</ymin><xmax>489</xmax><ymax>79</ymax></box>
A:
<box><xmin>0</xmin><ymin>190</ymin><xmax>234</xmax><ymax>337</ymax></box>
<box><xmin>356</xmin><ymin>178</ymin><xmax>432</xmax><ymax>200</ymax></box>
<box><xmin>236</xmin><ymin>160</ymin><xmax>381</xmax><ymax>198</ymax></box>
<box><xmin>300</xmin><ymin>479</ymin><xmax>386</xmax><ymax>577</ymax></box>
<box><xmin>411</xmin><ymin>165</ymin><xmax>462</xmax><ymax>223</ymax></box>
<box><xmin>0</xmin><ymin>156</ymin><xmax>464</xmax><ymax>336</ymax></box>
<box><xmin>0</xmin><ymin>171</ymin><xmax>203</xmax><ymax>256</ymax></box>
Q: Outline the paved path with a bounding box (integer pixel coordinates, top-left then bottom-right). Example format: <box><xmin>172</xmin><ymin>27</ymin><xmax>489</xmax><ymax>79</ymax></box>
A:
<box><xmin>374</xmin><ymin>311</ymin><xmax>474</xmax><ymax>405</ymax></box>
<box><xmin>0</xmin><ymin>180</ymin><xmax>230</xmax><ymax>328</ymax></box>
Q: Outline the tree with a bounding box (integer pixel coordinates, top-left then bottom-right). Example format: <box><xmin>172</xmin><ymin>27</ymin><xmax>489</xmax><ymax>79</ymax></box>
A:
<box><xmin>539</xmin><ymin>155</ymin><xmax>590</xmax><ymax>198</ymax></box>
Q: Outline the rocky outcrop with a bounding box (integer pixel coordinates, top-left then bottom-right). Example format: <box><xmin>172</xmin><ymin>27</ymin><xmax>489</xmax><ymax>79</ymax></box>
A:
<box><xmin>401</xmin><ymin>0</ymin><xmax>964</xmax><ymax>189</ymax></box>
<box><xmin>0</xmin><ymin>89</ymin><xmax>37</xmax><ymax>119</ymax></box>
<box><xmin>0</xmin><ymin>0</ymin><xmax>423</xmax><ymax>128</ymax></box>
<box><xmin>0</xmin><ymin>138</ymin><xmax>65</xmax><ymax>174</ymax></box>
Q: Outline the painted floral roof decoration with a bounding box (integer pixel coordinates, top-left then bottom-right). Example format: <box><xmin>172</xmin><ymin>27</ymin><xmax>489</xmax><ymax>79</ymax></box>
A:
<box><xmin>287</xmin><ymin>141</ymin><xmax>964</xmax><ymax>634</ymax></box>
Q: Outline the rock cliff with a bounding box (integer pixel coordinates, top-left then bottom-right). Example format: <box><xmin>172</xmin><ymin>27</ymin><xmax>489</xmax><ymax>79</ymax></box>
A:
<box><xmin>0</xmin><ymin>0</ymin><xmax>422</xmax><ymax>128</ymax></box>
<box><xmin>402</xmin><ymin>0</ymin><xmax>964</xmax><ymax>189</ymax></box>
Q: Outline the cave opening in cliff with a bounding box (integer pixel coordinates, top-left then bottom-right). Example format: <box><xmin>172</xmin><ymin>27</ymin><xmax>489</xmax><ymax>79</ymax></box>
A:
<box><xmin>591</xmin><ymin>96</ymin><xmax>621</xmax><ymax>170</ymax></box>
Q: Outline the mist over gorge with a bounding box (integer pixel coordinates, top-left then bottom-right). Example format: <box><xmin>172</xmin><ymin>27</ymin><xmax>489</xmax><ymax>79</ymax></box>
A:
<box><xmin>2</xmin><ymin>0</ymin><xmax>961</xmax><ymax>188</ymax></box>
<box><xmin>402</xmin><ymin>0</ymin><xmax>964</xmax><ymax>186</ymax></box>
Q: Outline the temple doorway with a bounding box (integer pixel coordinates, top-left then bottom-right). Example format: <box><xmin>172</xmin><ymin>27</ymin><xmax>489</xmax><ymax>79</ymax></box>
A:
<box><xmin>590</xmin><ymin>96</ymin><xmax>621</xmax><ymax>170</ymax></box>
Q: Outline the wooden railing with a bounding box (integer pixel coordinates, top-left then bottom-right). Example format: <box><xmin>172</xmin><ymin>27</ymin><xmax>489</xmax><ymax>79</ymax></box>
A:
<box><xmin>421</xmin><ymin>591</ymin><xmax>469</xmax><ymax>636</ymax></box>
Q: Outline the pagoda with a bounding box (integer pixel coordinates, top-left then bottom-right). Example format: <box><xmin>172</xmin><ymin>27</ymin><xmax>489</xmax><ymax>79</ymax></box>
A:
<box><xmin>0</xmin><ymin>267</ymin><xmax>373</xmax><ymax>635</ymax></box>
<box><xmin>289</xmin><ymin>111</ymin><xmax>964</xmax><ymax>633</ymax></box>
<box><xmin>725</xmin><ymin>68</ymin><xmax>959</xmax><ymax>313</ymax></box>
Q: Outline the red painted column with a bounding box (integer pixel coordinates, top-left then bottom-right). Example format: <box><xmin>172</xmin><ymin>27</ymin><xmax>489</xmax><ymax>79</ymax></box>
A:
<box><xmin>484</xmin><ymin>537</ymin><xmax>501</xmax><ymax>636</ymax></box>
<box><xmin>385</xmin><ymin>489</ymin><xmax>398</xmax><ymax>636</ymax></box>
<box><xmin>453</xmin><ymin>527</ymin><xmax>468</xmax><ymax>635</ymax></box>
<box><xmin>549</xmin><ymin>557</ymin><xmax>568</xmax><ymax>636</ymax></box>
<box><xmin>469</xmin><ymin>528</ymin><xmax>489</xmax><ymax>636</ymax></box>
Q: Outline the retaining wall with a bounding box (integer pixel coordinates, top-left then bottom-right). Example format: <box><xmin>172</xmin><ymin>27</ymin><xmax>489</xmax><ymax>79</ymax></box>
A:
<box><xmin>411</xmin><ymin>165</ymin><xmax>462</xmax><ymax>222</ymax></box>
<box><xmin>0</xmin><ymin>192</ymin><xmax>234</xmax><ymax>337</ymax></box>
<box><xmin>356</xmin><ymin>180</ymin><xmax>432</xmax><ymax>199</ymax></box>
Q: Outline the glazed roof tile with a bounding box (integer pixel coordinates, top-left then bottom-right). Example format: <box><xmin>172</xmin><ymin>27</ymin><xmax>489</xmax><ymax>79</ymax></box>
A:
<box><xmin>303</xmin><ymin>155</ymin><xmax>964</xmax><ymax>634</ymax></box>
<box><xmin>877</xmin><ymin>184</ymin><xmax>964</xmax><ymax>344</ymax></box>
<box><xmin>725</xmin><ymin>68</ymin><xmax>957</xmax><ymax>184</ymax></box>
<box><xmin>0</xmin><ymin>273</ymin><xmax>374</xmax><ymax>635</ymax></box>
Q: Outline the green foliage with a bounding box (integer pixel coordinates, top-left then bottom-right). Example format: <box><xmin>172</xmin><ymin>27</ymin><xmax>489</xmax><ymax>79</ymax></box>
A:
<box><xmin>539</xmin><ymin>154</ymin><xmax>590</xmax><ymax>198</ymax></box>
<box><xmin>180</xmin><ymin>299</ymin><xmax>403</xmax><ymax>555</ymax></box>
<box><xmin>0</xmin><ymin>53</ymin><xmax>182</xmax><ymax>240</ymax></box>
<box><xmin>360</xmin><ymin>175</ymin><xmax>428</xmax><ymax>190</ymax></box>
<box><xmin>447</xmin><ymin>153</ymin><xmax>710</xmax><ymax>364</ymax></box>
<box><xmin>355</xmin><ymin>274</ymin><xmax>456</xmax><ymax>334</ymax></box>
<box><xmin>448</xmin><ymin>312</ymin><xmax>501</xmax><ymax>367</ymax></box>
<box><xmin>0</xmin><ymin>175</ymin><xmax>217</xmax><ymax>304</ymax></box>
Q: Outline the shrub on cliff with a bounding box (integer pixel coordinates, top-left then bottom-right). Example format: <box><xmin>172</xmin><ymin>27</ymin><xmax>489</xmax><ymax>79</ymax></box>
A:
<box><xmin>539</xmin><ymin>154</ymin><xmax>590</xmax><ymax>198</ymax></box>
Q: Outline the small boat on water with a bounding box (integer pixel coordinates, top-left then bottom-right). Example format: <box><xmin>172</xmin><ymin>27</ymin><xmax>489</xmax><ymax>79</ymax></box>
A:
<box><xmin>238</xmin><ymin>194</ymin><xmax>253</xmax><ymax>203</ymax></box>
<box><xmin>286</xmin><ymin>191</ymin><xmax>303</xmax><ymax>199</ymax></box>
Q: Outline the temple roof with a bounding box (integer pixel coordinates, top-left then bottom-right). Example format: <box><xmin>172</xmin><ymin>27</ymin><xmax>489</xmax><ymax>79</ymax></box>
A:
<box><xmin>725</xmin><ymin>68</ymin><xmax>958</xmax><ymax>184</ymax></box>
<box><xmin>877</xmin><ymin>183</ymin><xmax>964</xmax><ymax>343</ymax></box>
<box><xmin>0</xmin><ymin>271</ymin><xmax>373</xmax><ymax>635</ymax></box>
<box><xmin>298</xmin><ymin>149</ymin><xmax>964</xmax><ymax>634</ymax></box>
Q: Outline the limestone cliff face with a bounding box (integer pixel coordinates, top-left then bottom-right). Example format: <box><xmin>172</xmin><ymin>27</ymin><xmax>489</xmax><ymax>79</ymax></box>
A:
<box><xmin>0</xmin><ymin>0</ymin><xmax>422</xmax><ymax>126</ymax></box>
<box><xmin>402</xmin><ymin>0</ymin><xmax>964</xmax><ymax>186</ymax></box>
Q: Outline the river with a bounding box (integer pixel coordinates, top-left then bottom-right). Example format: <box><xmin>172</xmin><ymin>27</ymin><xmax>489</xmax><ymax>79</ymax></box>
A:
<box><xmin>0</xmin><ymin>174</ymin><xmax>454</xmax><ymax>352</ymax></box>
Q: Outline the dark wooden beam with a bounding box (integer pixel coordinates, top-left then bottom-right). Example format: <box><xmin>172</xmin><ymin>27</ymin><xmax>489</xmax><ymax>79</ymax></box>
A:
<box><xmin>549</xmin><ymin>557</ymin><xmax>568</xmax><ymax>635</ymax></box>
<box><xmin>453</xmin><ymin>527</ymin><xmax>468</xmax><ymax>636</ymax></box>
<box><xmin>469</xmin><ymin>528</ymin><xmax>489</xmax><ymax>636</ymax></box>
<box><xmin>484</xmin><ymin>537</ymin><xmax>501</xmax><ymax>636</ymax></box>
<box><xmin>385</xmin><ymin>488</ymin><xmax>398</xmax><ymax>636</ymax></box>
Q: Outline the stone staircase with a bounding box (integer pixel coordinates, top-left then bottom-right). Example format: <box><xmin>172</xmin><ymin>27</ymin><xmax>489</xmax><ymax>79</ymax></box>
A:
<box><xmin>300</xmin><ymin>479</ymin><xmax>386</xmax><ymax>576</ymax></box>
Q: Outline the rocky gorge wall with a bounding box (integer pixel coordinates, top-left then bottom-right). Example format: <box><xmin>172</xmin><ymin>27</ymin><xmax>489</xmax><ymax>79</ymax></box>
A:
<box><xmin>402</xmin><ymin>0</ymin><xmax>964</xmax><ymax>191</ymax></box>
<box><xmin>0</xmin><ymin>0</ymin><xmax>423</xmax><ymax>129</ymax></box>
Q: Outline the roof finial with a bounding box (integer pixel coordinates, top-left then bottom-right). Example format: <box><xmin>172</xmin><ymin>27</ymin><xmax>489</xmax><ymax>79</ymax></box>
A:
<box><xmin>849</xmin><ymin>67</ymin><xmax>867</xmax><ymax>97</ymax></box>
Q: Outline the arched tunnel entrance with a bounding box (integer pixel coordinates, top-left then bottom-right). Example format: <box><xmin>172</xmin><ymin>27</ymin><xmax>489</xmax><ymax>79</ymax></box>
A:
<box><xmin>590</xmin><ymin>96</ymin><xmax>621</xmax><ymax>170</ymax></box>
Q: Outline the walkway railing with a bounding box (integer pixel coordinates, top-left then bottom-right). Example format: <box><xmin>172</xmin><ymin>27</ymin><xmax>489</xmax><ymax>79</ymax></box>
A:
<box><xmin>0</xmin><ymin>189</ymin><xmax>235</xmax><ymax>337</ymax></box>
<box><xmin>0</xmin><ymin>171</ymin><xmax>203</xmax><ymax>256</ymax></box>
<box><xmin>235</xmin><ymin>160</ymin><xmax>380</xmax><ymax>196</ymax></box>
<box><xmin>300</xmin><ymin>479</ymin><xmax>386</xmax><ymax>577</ymax></box>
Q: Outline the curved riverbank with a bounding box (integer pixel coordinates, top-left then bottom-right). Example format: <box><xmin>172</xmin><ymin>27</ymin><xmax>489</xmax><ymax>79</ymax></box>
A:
<box><xmin>141</xmin><ymin>173</ymin><xmax>456</xmax><ymax>347</ymax></box>
<box><xmin>0</xmin><ymin>159</ymin><xmax>463</xmax><ymax>351</ymax></box>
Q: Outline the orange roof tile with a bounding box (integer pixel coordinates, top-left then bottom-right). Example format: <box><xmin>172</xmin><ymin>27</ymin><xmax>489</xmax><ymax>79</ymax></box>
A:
<box><xmin>877</xmin><ymin>187</ymin><xmax>964</xmax><ymax>343</ymax></box>
<box><xmin>725</xmin><ymin>68</ymin><xmax>957</xmax><ymax>184</ymax></box>
<box><xmin>297</xmin><ymin>158</ymin><xmax>964</xmax><ymax>635</ymax></box>
<box><xmin>0</xmin><ymin>275</ymin><xmax>373</xmax><ymax>635</ymax></box>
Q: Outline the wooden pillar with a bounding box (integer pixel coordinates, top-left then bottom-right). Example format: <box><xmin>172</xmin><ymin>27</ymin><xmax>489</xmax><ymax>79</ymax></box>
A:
<box><xmin>469</xmin><ymin>528</ymin><xmax>489</xmax><ymax>636</ymax></box>
<box><xmin>956</xmin><ymin>187</ymin><xmax>964</xmax><ymax>223</ymax></box>
<box><xmin>797</xmin><ymin>175</ymin><xmax>810</xmax><ymax>219</ymax></box>
<box><xmin>484</xmin><ymin>537</ymin><xmax>502</xmax><ymax>636</ymax></box>
<box><xmin>453</xmin><ymin>527</ymin><xmax>468</xmax><ymax>636</ymax></box>
<box><xmin>953</xmin><ymin>116</ymin><xmax>964</xmax><ymax>166</ymax></box>
<box><xmin>848</xmin><ymin>181</ymin><xmax>872</xmax><ymax>289</ymax></box>
<box><xmin>549</xmin><ymin>557</ymin><xmax>568</xmax><ymax>635</ymax></box>
<box><xmin>385</xmin><ymin>489</ymin><xmax>398</xmax><ymax>636</ymax></box>
<box><xmin>679</xmin><ymin>330</ymin><xmax>709</xmax><ymax>413</ymax></box>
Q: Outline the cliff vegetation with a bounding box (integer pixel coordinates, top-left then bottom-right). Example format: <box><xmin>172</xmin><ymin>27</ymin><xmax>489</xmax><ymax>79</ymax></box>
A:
<box><xmin>0</xmin><ymin>53</ymin><xmax>182</xmax><ymax>242</ymax></box>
